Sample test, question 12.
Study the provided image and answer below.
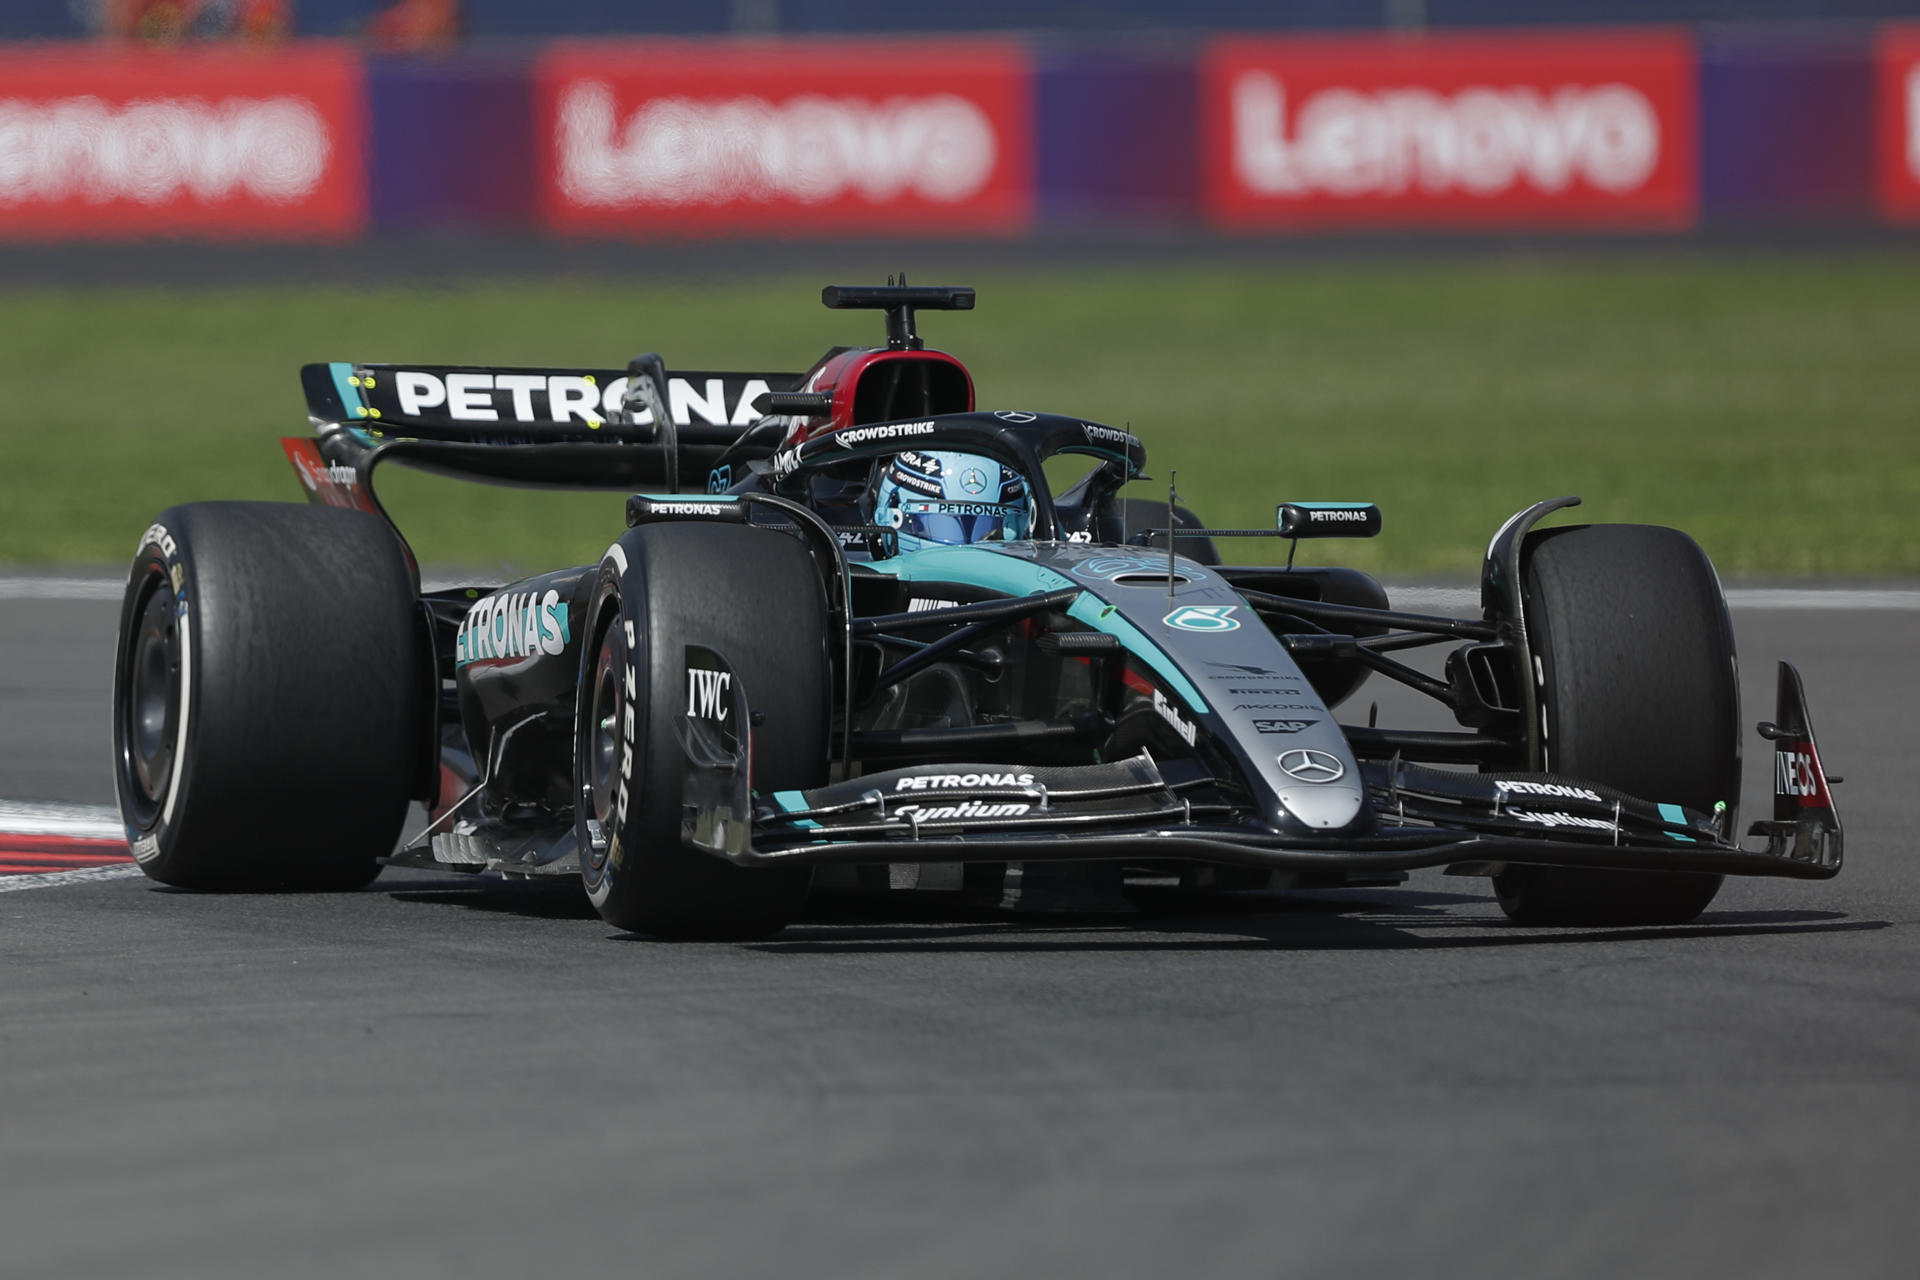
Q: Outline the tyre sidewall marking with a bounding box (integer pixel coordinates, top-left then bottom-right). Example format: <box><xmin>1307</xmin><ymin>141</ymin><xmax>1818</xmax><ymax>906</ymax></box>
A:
<box><xmin>581</xmin><ymin>559</ymin><xmax>643</xmax><ymax>910</ymax></box>
<box><xmin>164</xmin><ymin>571</ymin><xmax>193</xmax><ymax>830</ymax></box>
<box><xmin>611</xmin><ymin>614</ymin><xmax>639</xmax><ymax>894</ymax></box>
<box><xmin>580</xmin><ymin>575</ymin><xmax>622</xmax><ymax>908</ymax></box>
<box><xmin>120</xmin><ymin>533</ymin><xmax>194</xmax><ymax>859</ymax></box>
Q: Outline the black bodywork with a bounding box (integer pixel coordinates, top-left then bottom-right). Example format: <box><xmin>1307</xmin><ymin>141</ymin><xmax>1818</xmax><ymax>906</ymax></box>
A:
<box><xmin>288</xmin><ymin>285</ymin><xmax>1844</xmax><ymax>896</ymax></box>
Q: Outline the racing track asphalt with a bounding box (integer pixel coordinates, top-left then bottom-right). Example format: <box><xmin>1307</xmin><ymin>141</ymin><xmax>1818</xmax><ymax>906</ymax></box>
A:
<box><xmin>1</xmin><ymin>590</ymin><xmax>1916</xmax><ymax>1280</ymax></box>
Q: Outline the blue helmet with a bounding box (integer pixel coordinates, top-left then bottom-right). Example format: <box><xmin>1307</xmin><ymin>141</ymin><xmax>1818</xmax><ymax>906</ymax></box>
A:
<box><xmin>872</xmin><ymin>450</ymin><xmax>1031</xmax><ymax>550</ymax></box>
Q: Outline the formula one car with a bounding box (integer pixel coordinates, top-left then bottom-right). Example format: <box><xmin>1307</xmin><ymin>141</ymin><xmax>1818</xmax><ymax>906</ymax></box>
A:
<box><xmin>113</xmin><ymin>282</ymin><xmax>1844</xmax><ymax>937</ymax></box>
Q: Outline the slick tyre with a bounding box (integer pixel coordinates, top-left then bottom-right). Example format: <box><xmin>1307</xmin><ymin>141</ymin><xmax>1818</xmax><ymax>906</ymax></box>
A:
<box><xmin>1494</xmin><ymin>524</ymin><xmax>1739</xmax><ymax>926</ymax></box>
<box><xmin>114</xmin><ymin>502</ymin><xmax>429</xmax><ymax>890</ymax></box>
<box><xmin>576</xmin><ymin>522</ymin><xmax>826</xmax><ymax>938</ymax></box>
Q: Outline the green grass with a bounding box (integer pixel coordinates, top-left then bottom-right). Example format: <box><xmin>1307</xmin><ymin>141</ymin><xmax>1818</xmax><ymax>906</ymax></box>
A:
<box><xmin>4</xmin><ymin>252</ymin><xmax>1917</xmax><ymax>578</ymax></box>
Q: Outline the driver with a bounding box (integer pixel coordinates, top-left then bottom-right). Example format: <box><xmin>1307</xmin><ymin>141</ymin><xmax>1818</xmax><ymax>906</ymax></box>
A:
<box><xmin>871</xmin><ymin>450</ymin><xmax>1031</xmax><ymax>551</ymax></box>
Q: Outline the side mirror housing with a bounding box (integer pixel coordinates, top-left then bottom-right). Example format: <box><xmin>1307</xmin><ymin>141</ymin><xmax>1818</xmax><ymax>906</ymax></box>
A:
<box><xmin>1277</xmin><ymin>502</ymin><xmax>1382</xmax><ymax>538</ymax></box>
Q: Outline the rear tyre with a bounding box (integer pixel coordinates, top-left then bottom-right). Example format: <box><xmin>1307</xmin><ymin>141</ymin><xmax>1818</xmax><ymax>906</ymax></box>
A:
<box><xmin>576</xmin><ymin>522</ymin><xmax>826</xmax><ymax>938</ymax></box>
<box><xmin>113</xmin><ymin>502</ymin><xmax>428</xmax><ymax>890</ymax></box>
<box><xmin>1493</xmin><ymin>524</ymin><xmax>1738</xmax><ymax>926</ymax></box>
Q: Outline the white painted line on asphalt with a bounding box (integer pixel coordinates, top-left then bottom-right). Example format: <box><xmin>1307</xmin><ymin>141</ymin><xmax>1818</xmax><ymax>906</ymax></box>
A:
<box><xmin>1386</xmin><ymin>588</ymin><xmax>1479</xmax><ymax>611</ymax></box>
<box><xmin>0</xmin><ymin>864</ymin><xmax>144</xmax><ymax>893</ymax></box>
<box><xmin>3</xmin><ymin>577</ymin><xmax>1918</xmax><ymax>611</ymax></box>
<box><xmin>1391</xmin><ymin>586</ymin><xmax>1920</xmax><ymax>612</ymax></box>
<box><xmin>0</xmin><ymin>802</ymin><xmax>137</xmax><ymax>892</ymax></box>
<box><xmin>0</xmin><ymin>801</ymin><xmax>122</xmax><ymax>840</ymax></box>
<box><xmin>0</xmin><ymin>577</ymin><xmax>122</xmax><ymax>601</ymax></box>
<box><xmin>1725</xmin><ymin>588</ymin><xmax>1920</xmax><ymax>611</ymax></box>
<box><xmin>0</xmin><ymin>575</ymin><xmax>493</xmax><ymax>602</ymax></box>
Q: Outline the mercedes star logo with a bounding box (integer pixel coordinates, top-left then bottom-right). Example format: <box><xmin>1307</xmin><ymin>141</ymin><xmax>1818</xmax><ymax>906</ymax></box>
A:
<box><xmin>1278</xmin><ymin>749</ymin><xmax>1346</xmax><ymax>784</ymax></box>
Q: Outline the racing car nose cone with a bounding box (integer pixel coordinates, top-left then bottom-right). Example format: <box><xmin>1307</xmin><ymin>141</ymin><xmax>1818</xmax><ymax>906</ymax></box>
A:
<box><xmin>1276</xmin><ymin>784</ymin><xmax>1366</xmax><ymax>831</ymax></box>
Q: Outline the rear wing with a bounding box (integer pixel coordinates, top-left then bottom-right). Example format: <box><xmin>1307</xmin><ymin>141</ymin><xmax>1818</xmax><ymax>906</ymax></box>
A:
<box><xmin>295</xmin><ymin>359</ymin><xmax>805</xmax><ymax>495</ymax></box>
<box><xmin>301</xmin><ymin>362</ymin><xmax>803</xmax><ymax>442</ymax></box>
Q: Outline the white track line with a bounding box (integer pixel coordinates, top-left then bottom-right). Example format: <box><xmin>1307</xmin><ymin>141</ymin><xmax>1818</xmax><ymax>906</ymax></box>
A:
<box><xmin>0</xmin><ymin>801</ymin><xmax>123</xmax><ymax>840</ymax></box>
<box><xmin>1385</xmin><ymin>588</ymin><xmax>1482</xmax><ymax>611</ymax></box>
<box><xmin>0</xmin><ymin>575</ymin><xmax>505</xmax><ymax>601</ymax></box>
<box><xmin>1724</xmin><ymin>588</ymin><xmax>1920</xmax><ymax>610</ymax></box>
<box><xmin>0</xmin><ymin>864</ymin><xmax>144</xmax><ymax>893</ymax></box>
<box><xmin>1383</xmin><ymin>586</ymin><xmax>1920</xmax><ymax>612</ymax></box>
<box><xmin>0</xmin><ymin>802</ymin><xmax>135</xmax><ymax>893</ymax></box>
<box><xmin>0</xmin><ymin>577</ymin><xmax>123</xmax><ymax>601</ymax></box>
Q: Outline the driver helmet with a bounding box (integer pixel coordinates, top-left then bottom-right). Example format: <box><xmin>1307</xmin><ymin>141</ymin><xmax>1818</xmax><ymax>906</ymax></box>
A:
<box><xmin>872</xmin><ymin>450</ymin><xmax>1031</xmax><ymax>550</ymax></box>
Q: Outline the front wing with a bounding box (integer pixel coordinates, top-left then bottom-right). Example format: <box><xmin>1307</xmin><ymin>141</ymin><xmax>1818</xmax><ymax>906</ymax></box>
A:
<box><xmin>693</xmin><ymin>664</ymin><xmax>1842</xmax><ymax>885</ymax></box>
<box><xmin>731</xmin><ymin>756</ymin><xmax>1837</xmax><ymax>882</ymax></box>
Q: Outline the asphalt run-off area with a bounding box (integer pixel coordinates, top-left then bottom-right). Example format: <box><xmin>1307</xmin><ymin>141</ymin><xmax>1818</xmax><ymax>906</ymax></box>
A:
<box><xmin>2</xmin><ymin>580</ymin><xmax>1915</xmax><ymax>1279</ymax></box>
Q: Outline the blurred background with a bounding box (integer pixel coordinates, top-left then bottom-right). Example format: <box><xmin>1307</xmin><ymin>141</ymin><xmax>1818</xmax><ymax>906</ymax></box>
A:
<box><xmin>0</xmin><ymin>1</ymin><xmax>1915</xmax><ymax>579</ymax></box>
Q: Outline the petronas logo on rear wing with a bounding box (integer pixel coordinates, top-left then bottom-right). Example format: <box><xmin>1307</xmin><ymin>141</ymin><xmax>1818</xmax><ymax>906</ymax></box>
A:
<box><xmin>300</xmin><ymin>362</ymin><xmax>802</xmax><ymax>440</ymax></box>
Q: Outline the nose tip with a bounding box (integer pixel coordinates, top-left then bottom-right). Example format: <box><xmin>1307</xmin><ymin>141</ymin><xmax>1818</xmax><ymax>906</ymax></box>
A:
<box><xmin>1275</xmin><ymin>785</ymin><xmax>1367</xmax><ymax>831</ymax></box>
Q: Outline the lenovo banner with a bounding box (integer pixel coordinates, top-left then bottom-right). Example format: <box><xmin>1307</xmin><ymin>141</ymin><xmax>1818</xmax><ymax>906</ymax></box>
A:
<box><xmin>0</xmin><ymin>45</ymin><xmax>365</xmax><ymax>240</ymax></box>
<box><xmin>535</xmin><ymin>40</ymin><xmax>1032</xmax><ymax>236</ymax></box>
<box><xmin>1877</xmin><ymin>27</ymin><xmax>1920</xmax><ymax>221</ymax></box>
<box><xmin>1203</xmin><ymin>31</ymin><xmax>1697</xmax><ymax>231</ymax></box>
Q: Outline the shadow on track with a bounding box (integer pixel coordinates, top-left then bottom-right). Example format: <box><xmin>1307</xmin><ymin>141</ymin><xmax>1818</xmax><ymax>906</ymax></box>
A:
<box><xmin>388</xmin><ymin>879</ymin><xmax>602</xmax><ymax>921</ymax></box>
<box><xmin>745</xmin><ymin>893</ymin><xmax>1882</xmax><ymax>955</ymax></box>
<box><xmin>377</xmin><ymin>875</ymin><xmax>1884</xmax><ymax>951</ymax></box>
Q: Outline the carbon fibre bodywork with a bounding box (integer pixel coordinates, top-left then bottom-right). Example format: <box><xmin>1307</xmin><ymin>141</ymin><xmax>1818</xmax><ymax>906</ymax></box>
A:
<box><xmin>283</xmin><ymin>283</ymin><xmax>1842</xmax><ymax>900</ymax></box>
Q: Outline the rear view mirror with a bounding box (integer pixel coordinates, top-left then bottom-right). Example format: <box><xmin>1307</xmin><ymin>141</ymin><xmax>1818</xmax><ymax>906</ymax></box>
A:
<box><xmin>1277</xmin><ymin>502</ymin><xmax>1382</xmax><ymax>538</ymax></box>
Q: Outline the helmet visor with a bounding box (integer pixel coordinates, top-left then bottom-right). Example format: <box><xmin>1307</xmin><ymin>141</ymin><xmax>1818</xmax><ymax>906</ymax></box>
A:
<box><xmin>896</xmin><ymin>499</ymin><xmax>1029</xmax><ymax>545</ymax></box>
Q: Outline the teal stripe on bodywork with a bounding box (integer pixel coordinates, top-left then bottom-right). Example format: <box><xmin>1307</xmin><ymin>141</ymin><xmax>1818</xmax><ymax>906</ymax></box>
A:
<box><xmin>1657</xmin><ymin>802</ymin><xmax>1696</xmax><ymax>842</ymax></box>
<box><xmin>866</xmin><ymin>545</ymin><xmax>1077</xmax><ymax>596</ymax></box>
<box><xmin>638</xmin><ymin>493</ymin><xmax>735</xmax><ymax>502</ymax></box>
<box><xmin>328</xmin><ymin>362</ymin><xmax>368</xmax><ymax>422</ymax></box>
<box><xmin>866</xmin><ymin>546</ymin><xmax>1207</xmax><ymax>712</ymax></box>
<box><xmin>772</xmin><ymin>790</ymin><xmax>819</xmax><ymax>829</ymax></box>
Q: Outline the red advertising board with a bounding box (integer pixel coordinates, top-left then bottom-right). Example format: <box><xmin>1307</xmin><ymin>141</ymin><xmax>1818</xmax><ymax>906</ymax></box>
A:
<box><xmin>0</xmin><ymin>45</ymin><xmax>365</xmax><ymax>240</ymax></box>
<box><xmin>1202</xmin><ymin>30</ymin><xmax>1697</xmax><ymax>231</ymax></box>
<box><xmin>535</xmin><ymin>40</ymin><xmax>1032</xmax><ymax>237</ymax></box>
<box><xmin>1877</xmin><ymin>27</ymin><xmax>1920</xmax><ymax>222</ymax></box>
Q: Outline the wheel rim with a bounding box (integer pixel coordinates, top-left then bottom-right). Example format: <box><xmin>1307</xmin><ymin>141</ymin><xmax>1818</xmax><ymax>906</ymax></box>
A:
<box><xmin>581</xmin><ymin>617</ymin><xmax>624</xmax><ymax>880</ymax></box>
<box><xmin>122</xmin><ymin>571</ymin><xmax>182</xmax><ymax>822</ymax></box>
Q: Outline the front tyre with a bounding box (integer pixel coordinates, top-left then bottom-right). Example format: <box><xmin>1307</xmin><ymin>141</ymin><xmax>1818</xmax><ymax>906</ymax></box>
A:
<box><xmin>575</xmin><ymin>522</ymin><xmax>826</xmax><ymax>938</ymax></box>
<box><xmin>113</xmin><ymin>502</ymin><xmax>429</xmax><ymax>890</ymax></box>
<box><xmin>1494</xmin><ymin>524</ymin><xmax>1739</xmax><ymax>926</ymax></box>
